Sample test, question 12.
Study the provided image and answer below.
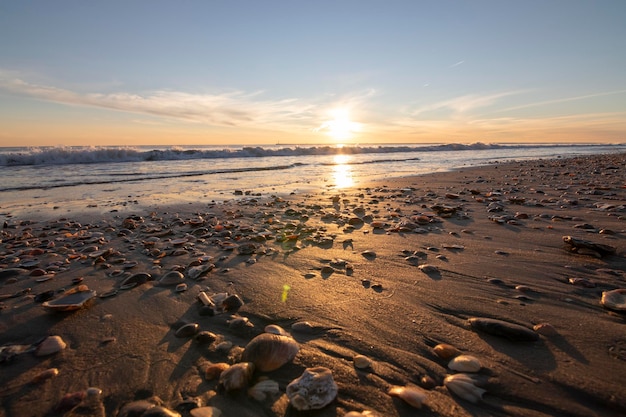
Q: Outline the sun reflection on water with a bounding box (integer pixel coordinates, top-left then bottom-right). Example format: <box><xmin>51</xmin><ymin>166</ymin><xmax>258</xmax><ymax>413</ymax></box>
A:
<box><xmin>332</xmin><ymin>154</ymin><xmax>353</xmax><ymax>189</ymax></box>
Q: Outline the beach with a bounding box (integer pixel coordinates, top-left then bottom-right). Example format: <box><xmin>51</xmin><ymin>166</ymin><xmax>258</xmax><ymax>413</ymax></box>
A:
<box><xmin>1</xmin><ymin>152</ymin><xmax>625</xmax><ymax>416</ymax></box>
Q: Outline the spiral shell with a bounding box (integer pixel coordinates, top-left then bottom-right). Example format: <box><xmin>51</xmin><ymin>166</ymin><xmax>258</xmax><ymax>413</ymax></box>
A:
<box><xmin>241</xmin><ymin>333</ymin><xmax>299</xmax><ymax>372</ymax></box>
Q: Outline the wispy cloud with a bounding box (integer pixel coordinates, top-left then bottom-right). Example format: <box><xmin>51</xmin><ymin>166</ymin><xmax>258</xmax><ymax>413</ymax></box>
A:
<box><xmin>491</xmin><ymin>89</ymin><xmax>626</xmax><ymax>114</ymax></box>
<box><xmin>0</xmin><ymin>72</ymin><xmax>319</xmax><ymax>130</ymax></box>
<box><xmin>449</xmin><ymin>60</ymin><xmax>465</xmax><ymax>68</ymax></box>
<box><xmin>410</xmin><ymin>90</ymin><xmax>527</xmax><ymax>117</ymax></box>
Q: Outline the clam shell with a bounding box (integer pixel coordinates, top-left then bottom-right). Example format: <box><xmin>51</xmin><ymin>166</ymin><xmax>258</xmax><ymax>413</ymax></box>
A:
<box><xmin>444</xmin><ymin>373</ymin><xmax>486</xmax><ymax>404</ymax></box>
<box><xmin>35</xmin><ymin>336</ymin><xmax>67</xmax><ymax>356</ymax></box>
<box><xmin>158</xmin><ymin>271</ymin><xmax>185</xmax><ymax>286</ymax></box>
<box><xmin>241</xmin><ymin>333</ymin><xmax>299</xmax><ymax>372</ymax></box>
<box><xmin>264</xmin><ymin>324</ymin><xmax>289</xmax><ymax>336</ymax></box>
<box><xmin>218</xmin><ymin>362</ymin><xmax>255</xmax><ymax>392</ymax></box>
<box><xmin>600</xmin><ymin>289</ymin><xmax>626</xmax><ymax>311</ymax></box>
<box><xmin>388</xmin><ymin>385</ymin><xmax>427</xmax><ymax>409</ymax></box>
<box><xmin>353</xmin><ymin>354</ymin><xmax>372</xmax><ymax>369</ymax></box>
<box><xmin>448</xmin><ymin>355</ymin><xmax>482</xmax><ymax>373</ymax></box>
<box><xmin>286</xmin><ymin>366</ymin><xmax>338</xmax><ymax>411</ymax></box>
<box><xmin>42</xmin><ymin>289</ymin><xmax>96</xmax><ymax>312</ymax></box>
<box><xmin>433</xmin><ymin>343</ymin><xmax>461</xmax><ymax>359</ymax></box>
<box><xmin>205</xmin><ymin>363</ymin><xmax>230</xmax><ymax>380</ymax></box>
<box><xmin>175</xmin><ymin>323</ymin><xmax>199</xmax><ymax>338</ymax></box>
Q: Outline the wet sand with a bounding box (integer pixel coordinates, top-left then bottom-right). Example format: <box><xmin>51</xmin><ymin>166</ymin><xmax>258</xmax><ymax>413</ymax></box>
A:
<box><xmin>1</xmin><ymin>153</ymin><xmax>625</xmax><ymax>417</ymax></box>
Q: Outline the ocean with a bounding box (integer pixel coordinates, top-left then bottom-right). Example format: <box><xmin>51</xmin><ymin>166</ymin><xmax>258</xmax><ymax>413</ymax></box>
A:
<box><xmin>1</xmin><ymin>143</ymin><xmax>624</xmax><ymax>217</ymax></box>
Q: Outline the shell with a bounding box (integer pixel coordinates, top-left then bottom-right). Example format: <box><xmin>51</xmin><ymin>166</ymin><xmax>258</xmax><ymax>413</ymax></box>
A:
<box><xmin>195</xmin><ymin>331</ymin><xmax>217</xmax><ymax>344</ymax></box>
<box><xmin>31</xmin><ymin>367</ymin><xmax>60</xmax><ymax>383</ymax></box>
<box><xmin>291</xmin><ymin>321</ymin><xmax>315</xmax><ymax>334</ymax></box>
<box><xmin>158</xmin><ymin>271</ymin><xmax>185</xmax><ymax>286</ymax></box>
<box><xmin>247</xmin><ymin>379</ymin><xmax>280</xmax><ymax>401</ymax></box>
<box><xmin>433</xmin><ymin>343</ymin><xmax>461</xmax><ymax>360</ymax></box>
<box><xmin>600</xmin><ymin>289</ymin><xmax>626</xmax><ymax>311</ymax></box>
<box><xmin>35</xmin><ymin>336</ymin><xmax>67</xmax><ymax>356</ymax></box>
<box><xmin>444</xmin><ymin>373</ymin><xmax>486</xmax><ymax>404</ymax></box>
<box><xmin>219</xmin><ymin>362</ymin><xmax>255</xmax><ymax>392</ymax></box>
<box><xmin>448</xmin><ymin>355</ymin><xmax>482</xmax><ymax>373</ymax></box>
<box><xmin>388</xmin><ymin>385</ymin><xmax>428</xmax><ymax>409</ymax></box>
<box><xmin>264</xmin><ymin>324</ymin><xmax>289</xmax><ymax>336</ymax></box>
<box><xmin>286</xmin><ymin>366</ymin><xmax>338</xmax><ymax>411</ymax></box>
<box><xmin>468</xmin><ymin>317</ymin><xmax>539</xmax><ymax>341</ymax></box>
<box><xmin>42</xmin><ymin>288</ymin><xmax>96</xmax><ymax>312</ymax></box>
<box><xmin>175</xmin><ymin>323</ymin><xmax>199</xmax><ymax>338</ymax></box>
<box><xmin>353</xmin><ymin>354</ymin><xmax>372</xmax><ymax>369</ymax></box>
<box><xmin>140</xmin><ymin>406</ymin><xmax>181</xmax><ymax>417</ymax></box>
<box><xmin>222</xmin><ymin>294</ymin><xmax>244</xmax><ymax>312</ymax></box>
<box><xmin>205</xmin><ymin>363</ymin><xmax>230</xmax><ymax>380</ymax></box>
<box><xmin>190</xmin><ymin>407</ymin><xmax>222</xmax><ymax>417</ymax></box>
<box><xmin>120</xmin><ymin>272</ymin><xmax>152</xmax><ymax>289</ymax></box>
<box><xmin>418</xmin><ymin>264</ymin><xmax>439</xmax><ymax>274</ymax></box>
<box><xmin>533</xmin><ymin>322</ymin><xmax>558</xmax><ymax>336</ymax></box>
<box><xmin>241</xmin><ymin>333</ymin><xmax>299</xmax><ymax>372</ymax></box>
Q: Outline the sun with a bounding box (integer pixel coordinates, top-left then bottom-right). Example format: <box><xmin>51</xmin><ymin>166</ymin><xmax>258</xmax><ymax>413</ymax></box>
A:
<box><xmin>320</xmin><ymin>108</ymin><xmax>361</xmax><ymax>141</ymax></box>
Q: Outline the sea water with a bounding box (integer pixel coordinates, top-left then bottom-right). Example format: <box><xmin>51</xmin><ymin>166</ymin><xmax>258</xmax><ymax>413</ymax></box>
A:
<box><xmin>0</xmin><ymin>143</ymin><xmax>624</xmax><ymax>216</ymax></box>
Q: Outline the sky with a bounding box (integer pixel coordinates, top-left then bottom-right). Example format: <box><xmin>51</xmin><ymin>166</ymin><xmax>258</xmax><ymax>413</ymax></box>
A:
<box><xmin>1</xmin><ymin>0</ymin><xmax>625</xmax><ymax>147</ymax></box>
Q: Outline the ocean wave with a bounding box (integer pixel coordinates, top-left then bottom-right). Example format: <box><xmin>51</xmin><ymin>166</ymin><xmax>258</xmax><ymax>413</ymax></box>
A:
<box><xmin>0</xmin><ymin>143</ymin><xmax>508</xmax><ymax>166</ymax></box>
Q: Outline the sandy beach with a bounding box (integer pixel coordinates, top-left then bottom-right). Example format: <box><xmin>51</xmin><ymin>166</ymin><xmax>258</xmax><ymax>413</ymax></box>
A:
<box><xmin>1</xmin><ymin>153</ymin><xmax>625</xmax><ymax>417</ymax></box>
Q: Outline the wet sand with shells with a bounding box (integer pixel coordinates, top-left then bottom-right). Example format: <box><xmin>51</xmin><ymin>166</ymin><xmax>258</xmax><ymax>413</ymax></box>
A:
<box><xmin>1</xmin><ymin>153</ymin><xmax>626</xmax><ymax>417</ymax></box>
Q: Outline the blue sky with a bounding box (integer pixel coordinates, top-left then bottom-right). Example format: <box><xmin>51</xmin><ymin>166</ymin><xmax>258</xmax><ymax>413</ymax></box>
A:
<box><xmin>1</xmin><ymin>0</ymin><xmax>625</xmax><ymax>146</ymax></box>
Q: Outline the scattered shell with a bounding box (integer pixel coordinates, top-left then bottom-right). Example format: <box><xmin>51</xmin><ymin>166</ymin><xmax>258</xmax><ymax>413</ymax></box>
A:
<box><xmin>175</xmin><ymin>323</ymin><xmax>199</xmax><ymax>338</ymax></box>
<box><xmin>31</xmin><ymin>367</ymin><xmax>60</xmax><ymax>383</ymax></box>
<box><xmin>120</xmin><ymin>272</ymin><xmax>152</xmax><ymax>289</ymax></box>
<box><xmin>219</xmin><ymin>362</ymin><xmax>255</xmax><ymax>392</ymax></box>
<box><xmin>195</xmin><ymin>331</ymin><xmax>217</xmax><ymax>344</ymax></box>
<box><xmin>433</xmin><ymin>343</ymin><xmax>461</xmax><ymax>360</ymax></box>
<box><xmin>158</xmin><ymin>270</ymin><xmax>185</xmax><ymax>286</ymax></box>
<box><xmin>388</xmin><ymin>385</ymin><xmax>428</xmax><ymax>409</ymax></box>
<box><xmin>468</xmin><ymin>317</ymin><xmax>539</xmax><ymax>341</ymax></box>
<box><xmin>42</xmin><ymin>287</ymin><xmax>97</xmax><ymax>312</ymax></box>
<box><xmin>448</xmin><ymin>355</ymin><xmax>482</xmax><ymax>373</ymax></box>
<box><xmin>353</xmin><ymin>354</ymin><xmax>372</xmax><ymax>369</ymax></box>
<box><xmin>241</xmin><ymin>333</ymin><xmax>299</xmax><ymax>372</ymax></box>
<box><xmin>264</xmin><ymin>324</ymin><xmax>289</xmax><ymax>336</ymax></box>
<box><xmin>418</xmin><ymin>264</ymin><xmax>439</xmax><ymax>274</ymax></box>
<box><xmin>248</xmin><ymin>379</ymin><xmax>280</xmax><ymax>401</ymax></box>
<box><xmin>600</xmin><ymin>289</ymin><xmax>626</xmax><ymax>311</ymax></box>
<box><xmin>291</xmin><ymin>321</ymin><xmax>315</xmax><ymax>334</ymax></box>
<box><xmin>444</xmin><ymin>373</ymin><xmax>486</xmax><ymax>404</ymax></box>
<box><xmin>205</xmin><ymin>362</ymin><xmax>230</xmax><ymax>380</ymax></box>
<box><xmin>35</xmin><ymin>335</ymin><xmax>67</xmax><ymax>356</ymax></box>
<box><xmin>197</xmin><ymin>291</ymin><xmax>215</xmax><ymax>308</ymax></box>
<box><xmin>286</xmin><ymin>366</ymin><xmax>338</xmax><ymax>411</ymax></box>
<box><xmin>175</xmin><ymin>283</ymin><xmax>188</xmax><ymax>293</ymax></box>
<box><xmin>533</xmin><ymin>322</ymin><xmax>558</xmax><ymax>336</ymax></box>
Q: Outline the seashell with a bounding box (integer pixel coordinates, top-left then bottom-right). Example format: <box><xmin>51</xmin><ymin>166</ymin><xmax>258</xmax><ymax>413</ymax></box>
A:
<box><xmin>468</xmin><ymin>317</ymin><xmax>539</xmax><ymax>341</ymax></box>
<box><xmin>247</xmin><ymin>379</ymin><xmax>280</xmax><ymax>401</ymax></box>
<box><xmin>197</xmin><ymin>291</ymin><xmax>215</xmax><ymax>308</ymax></box>
<box><xmin>291</xmin><ymin>321</ymin><xmax>315</xmax><ymax>334</ymax></box>
<box><xmin>175</xmin><ymin>283</ymin><xmax>188</xmax><ymax>292</ymax></box>
<box><xmin>448</xmin><ymin>355</ymin><xmax>482</xmax><ymax>373</ymax></box>
<box><xmin>286</xmin><ymin>366</ymin><xmax>338</xmax><ymax>410</ymax></box>
<box><xmin>175</xmin><ymin>323</ymin><xmax>199</xmax><ymax>338</ymax></box>
<box><xmin>219</xmin><ymin>362</ymin><xmax>255</xmax><ymax>392</ymax></box>
<box><xmin>353</xmin><ymin>354</ymin><xmax>372</xmax><ymax>369</ymax></box>
<box><xmin>533</xmin><ymin>322</ymin><xmax>558</xmax><ymax>336</ymax></box>
<box><xmin>158</xmin><ymin>271</ymin><xmax>185</xmax><ymax>286</ymax></box>
<box><xmin>241</xmin><ymin>333</ymin><xmax>299</xmax><ymax>372</ymax></box>
<box><xmin>600</xmin><ymin>289</ymin><xmax>626</xmax><ymax>311</ymax></box>
<box><xmin>42</xmin><ymin>287</ymin><xmax>96</xmax><ymax>312</ymax></box>
<box><xmin>215</xmin><ymin>341</ymin><xmax>233</xmax><ymax>352</ymax></box>
<box><xmin>222</xmin><ymin>294</ymin><xmax>244</xmax><ymax>312</ymax></box>
<box><xmin>120</xmin><ymin>272</ymin><xmax>152</xmax><ymax>289</ymax></box>
<box><xmin>433</xmin><ymin>343</ymin><xmax>461</xmax><ymax>359</ymax></box>
<box><xmin>35</xmin><ymin>335</ymin><xmax>67</xmax><ymax>356</ymax></box>
<box><xmin>205</xmin><ymin>362</ymin><xmax>230</xmax><ymax>380</ymax></box>
<box><xmin>388</xmin><ymin>385</ymin><xmax>428</xmax><ymax>409</ymax></box>
<box><xmin>418</xmin><ymin>264</ymin><xmax>439</xmax><ymax>274</ymax></box>
<box><xmin>190</xmin><ymin>407</ymin><xmax>222</xmax><ymax>417</ymax></box>
<box><xmin>264</xmin><ymin>324</ymin><xmax>289</xmax><ymax>336</ymax></box>
<box><xmin>195</xmin><ymin>331</ymin><xmax>217</xmax><ymax>344</ymax></box>
<box><xmin>31</xmin><ymin>367</ymin><xmax>59</xmax><ymax>383</ymax></box>
<box><xmin>444</xmin><ymin>373</ymin><xmax>486</xmax><ymax>403</ymax></box>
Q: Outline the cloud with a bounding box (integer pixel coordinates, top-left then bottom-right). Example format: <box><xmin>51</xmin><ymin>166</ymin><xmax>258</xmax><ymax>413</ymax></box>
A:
<box><xmin>410</xmin><ymin>90</ymin><xmax>527</xmax><ymax>117</ymax></box>
<box><xmin>0</xmin><ymin>72</ymin><xmax>318</xmax><ymax>130</ymax></box>
<box><xmin>492</xmin><ymin>89</ymin><xmax>626</xmax><ymax>114</ymax></box>
<box><xmin>449</xmin><ymin>60</ymin><xmax>465</xmax><ymax>68</ymax></box>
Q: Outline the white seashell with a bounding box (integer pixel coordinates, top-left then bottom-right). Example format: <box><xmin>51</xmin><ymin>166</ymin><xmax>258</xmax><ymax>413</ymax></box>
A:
<box><xmin>247</xmin><ymin>379</ymin><xmax>280</xmax><ymax>401</ymax></box>
<box><xmin>600</xmin><ymin>288</ymin><xmax>626</xmax><ymax>311</ymax></box>
<box><xmin>444</xmin><ymin>373</ymin><xmax>486</xmax><ymax>403</ymax></box>
<box><xmin>264</xmin><ymin>324</ymin><xmax>289</xmax><ymax>336</ymax></box>
<box><xmin>448</xmin><ymin>355</ymin><xmax>482</xmax><ymax>373</ymax></box>
<box><xmin>241</xmin><ymin>333</ymin><xmax>299</xmax><ymax>372</ymax></box>
<box><xmin>219</xmin><ymin>362</ymin><xmax>255</xmax><ymax>392</ymax></box>
<box><xmin>35</xmin><ymin>335</ymin><xmax>67</xmax><ymax>356</ymax></box>
<box><xmin>190</xmin><ymin>406</ymin><xmax>222</xmax><ymax>417</ymax></box>
<box><xmin>286</xmin><ymin>367</ymin><xmax>338</xmax><ymax>410</ymax></box>
<box><xmin>388</xmin><ymin>385</ymin><xmax>428</xmax><ymax>409</ymax></box>
<box><xmin>353</xmin><ymin>354</ymin><xmax>372</xmax><ymax>369</ymax></box>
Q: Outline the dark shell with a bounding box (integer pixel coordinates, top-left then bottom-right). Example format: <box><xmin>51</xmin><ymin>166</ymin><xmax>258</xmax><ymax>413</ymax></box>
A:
<box><xmin>120</xmin><ymin>272</ymin><xmax>152</xmax><ymax>289</ymax></box>
<box><xmin>34</xmin><ymin>290</ymin><xmax>56</xmax><ymax>303</ymax></box>
<box><xmin>175</xmin><ymin>323</ymin><xmax>199</xmax><ymax>338</ymax></box>
<box><xmin>468</xmin><ymin>317</ymin><xmax>539</xmax><ymax>341</ymax></box>
<box><xmin>194</xmin><ymin>331</ymin><xmax>217</xmax><ymax>344</ymax></box>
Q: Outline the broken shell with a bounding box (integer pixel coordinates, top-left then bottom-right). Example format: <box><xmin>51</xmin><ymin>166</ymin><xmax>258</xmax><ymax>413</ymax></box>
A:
<box><xmin>205</xmin><ymin>362</ymin><xmax>230</xmax><ymax>380</ymax></box>
<box><xmin>241</xmin><ymin>333</ymin><xmax>299</xmax><ymax>372</ymax></box>
<box><xmin>388</xmin><ymin>385</ymin><xmax>428</xmax><ymax>409</ymax></box>
<box><xmin>444</xmin><ymin>373</ymin><xmax>486</xmax><ymax>404</ymax></box>
<box><xmin>247</xmin><ymin>379</ymin><xmax>280</xmax><ymax>401</ymax></box>
<box><xmin>219</xmin><ymin>362</ymin><xmax>255</xmax><ymax>392</ymax></box>
<box><xmin>448</xmin><ymin>355</ymin><xmax>482</xmax><ymax>373</ymax></box>
<box><xmin>35</xmin><ymin>335</ymin><xmax>67</xmax><ymax>356</ymax></box>
<box><xmin>286</xmin><ymin>366</ymin><xmax>338</xmax><ymax>411</ymax></box>
<box><xmin>353</xmin><ymin>354</ymin><xmax>372</xmax><ymax>369</ymax></box>
<box><xmin>600</xmin><ymin>289</ymin><xmax>626</xmax><ymax>311</ymax></box>
<box><xmin>433</xmin><ymin>343</ymin><xmax>461</xmax><ymax>360</ymax></box>
<box><xmin>158</xmin><ymin>271</ymin><xmax>185</xmax><ymax>286</ymax></box>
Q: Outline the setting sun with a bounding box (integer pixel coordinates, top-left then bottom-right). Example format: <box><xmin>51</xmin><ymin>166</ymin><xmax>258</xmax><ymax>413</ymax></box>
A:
<box><xmin>320</xmin><ymin>108</ymin><xmax>362</xmax><ymax>141</ymax></box>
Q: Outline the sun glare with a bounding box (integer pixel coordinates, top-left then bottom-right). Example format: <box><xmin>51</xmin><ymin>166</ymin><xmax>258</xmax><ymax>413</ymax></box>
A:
<box><xmin>322</xmin><ymin>108</ymin><xmax>361</xmax><ymax>141</ymax></box>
